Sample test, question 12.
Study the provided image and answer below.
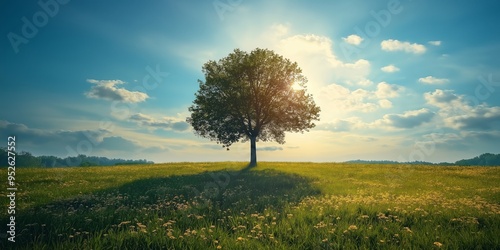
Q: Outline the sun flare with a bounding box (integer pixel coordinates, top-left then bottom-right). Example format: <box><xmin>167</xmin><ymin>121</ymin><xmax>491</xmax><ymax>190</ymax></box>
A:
<box><xmin>291</xmin><ymin>82</ymin><xmax>303</xmax><ymax>91</ymax></box>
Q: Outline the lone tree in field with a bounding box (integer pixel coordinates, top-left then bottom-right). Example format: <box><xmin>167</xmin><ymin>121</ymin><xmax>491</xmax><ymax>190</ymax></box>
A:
<box><xmin>187</xmin><ymin>48</ymin><xmax>320</xmax><ymax>166</ymax></box>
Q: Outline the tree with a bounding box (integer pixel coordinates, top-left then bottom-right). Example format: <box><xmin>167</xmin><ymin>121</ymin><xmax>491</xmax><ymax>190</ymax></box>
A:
<box><xmin>187</xmin><ymin>48</ymin><xmax>320</xmax><ymax>166</ymax></box>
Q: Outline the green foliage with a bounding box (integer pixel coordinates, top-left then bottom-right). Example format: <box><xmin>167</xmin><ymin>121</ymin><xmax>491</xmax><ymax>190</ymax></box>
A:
<box><xmin>0</xmin><ymin>148</ymin><xmax>41</xmax><ymax>167</ymax></box>
<box><xmin>346</xmin><ymin>153</ymin><xmax>500</xmax><ymax>166</ymax></box>
<box><xmin>1</xmin><ymin>162</ymin><xmax>499</xmax><ymax>249</ymax></box>
<box><xmin>187</xmin><ymin>48</ymin><xmax>320</xmax><ymax>149</ymax></box>
<box><xmin>79</xmin><ymin>161</ymin><xmax>96</xmax><ymax>167</ymax></box>
<box><xmin>0</xmin><ymin>148</ymin><xmax>153</xmax><ymax>167</ymax></box>
<box><xmin>455</xmin><ymin>153</ymin><xmax>500</xmax><ymax>166</ymax></box>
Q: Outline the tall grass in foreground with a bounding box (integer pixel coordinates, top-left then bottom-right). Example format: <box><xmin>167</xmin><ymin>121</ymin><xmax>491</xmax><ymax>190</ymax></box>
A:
<box><xmin>1</xmin><ymin>162</ymin><xmax>499</xmax><ymax>249</ymax></box>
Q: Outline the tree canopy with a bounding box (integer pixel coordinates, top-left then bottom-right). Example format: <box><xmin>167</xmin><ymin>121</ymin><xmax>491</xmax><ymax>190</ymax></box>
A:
<box><xmin>187</xmin><ymin>48</ymin><xmax>320</xmax><ymax>165</ymax></box>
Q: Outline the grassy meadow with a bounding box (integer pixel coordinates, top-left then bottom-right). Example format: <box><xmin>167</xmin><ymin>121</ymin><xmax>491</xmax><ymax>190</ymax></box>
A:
<box><xmin>1</xmin><ymin>162</ymin><xmax>499</xmax><ymax>249</ymax></box>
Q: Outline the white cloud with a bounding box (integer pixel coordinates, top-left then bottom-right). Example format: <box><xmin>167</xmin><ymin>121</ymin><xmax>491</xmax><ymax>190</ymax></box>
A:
<box><xmin>378</xmin><ymin>99</ymin><xmax>393</xmax><ymax>109</ymax></box>
<box><xmin>270</xmin><ymin>23</ymin><xmax>289</xmax><ymax>37</ymax></box>
<box><xmin>342</xmin><ymin>34</ymin><xmax>363</xmax><ymax>45</ymax></box>
<box><xmin>424</xmin><ymin>89</ymin><xmax>459</xmax><ymax>108</ymax></box>
<box><xmin>85</xmin><ymin>79</ymin><xmax>149</xmax><ymax>103</ymax></box>
<box><xmin>375</xmin><ymin>82</ymin><xmax>404</xmax><ymax>99</ymax></box>
<box><xmin>270</xmin><ymin>31</ymin><xmax>375</xmax><ymax>120</ymax></box>
<box><xmin>318</xmin><ymin>84</ymin><xmax>377</xmax><ymax>113</ymax></box>
<box><xmin>316</xmin><ymin>117</ymin><xmax>365</xmax><ymax>132</ymax></box>
<box><xmin>203</xmin><ymin>23</ymin><xmax>377</xmax><ymax>123</ymax></box>
<box><xmin>381</xmin><ymin>64</ymin><xmax>400</xmax><ymax>73</ymax></box>
<box><xmin>446</xmin><ymin>106</ymin><xmax>500</xmax><ymax>130</ymax></box>
<box><xmin>418</xmin><ymin>76</ymin><xmax>449</xmax><ymax>84</ymax></box>
<box><xmin>278</xmin><ymin>34</ymin><xmax>370</xmax><ymax>73</ymax></box>
<box><xmin>346</xmin><ymin>79</ymin><xmax>373</xmax><ymax>86</ymax></box>
<box><xmin>377</xmin><ymin>108</ymin><xmax>435</xmax><ymax>129</ymax></box>
<box><xmin>428</xmin><ymin>40</ymin><xmax>442</xmax><ymax>46</ymax></box>
<box><xmin>380</xmin><ymin>39</ymin><xmax>426</xmax><ymax>54</ymax></box>
<box><xmin>424</xmin><ymin>89</ymin><xmax>500</xmax><ymax>130</ymax></box>
<box><xmin>130</xmin><ymin>113</ymin><xmax>189</xmax><ymax>131</ymax></box>
<box><xmin>318</xmin><ymin>82</ymin><xmax>402</xmax><ymax>115</ymax></box>
<box><xmin>259</xmin><ymin>27</ymin><xmax>372</xmax><ymax>91</ymax></box>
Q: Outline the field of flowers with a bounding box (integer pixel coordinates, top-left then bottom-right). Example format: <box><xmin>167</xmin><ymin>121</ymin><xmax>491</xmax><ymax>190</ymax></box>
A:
<box><xmin>1</xmin><ymin>162</ymin><xmax>499</xmax><ymax>249</ymax></box>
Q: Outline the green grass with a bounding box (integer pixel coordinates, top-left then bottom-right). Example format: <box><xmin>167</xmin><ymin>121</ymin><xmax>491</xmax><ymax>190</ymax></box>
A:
<box><xmin>1</xmin><ymin>162</ymin><xmax>499</xmax><ymax>249</ymax></box>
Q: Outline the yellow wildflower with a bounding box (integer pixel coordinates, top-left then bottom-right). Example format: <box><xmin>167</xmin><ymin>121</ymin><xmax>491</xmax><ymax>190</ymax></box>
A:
<box><xmin>434</xmin><ymin>242</ymin><xmax>443</xmax><ymax>247</ymax></box>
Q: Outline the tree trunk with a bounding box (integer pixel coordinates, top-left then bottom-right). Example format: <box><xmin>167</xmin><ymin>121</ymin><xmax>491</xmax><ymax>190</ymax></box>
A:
<box><xmin>250</xmin><ymin>135</ymin><xmax>257</xmax><ymax>167</ymax></box>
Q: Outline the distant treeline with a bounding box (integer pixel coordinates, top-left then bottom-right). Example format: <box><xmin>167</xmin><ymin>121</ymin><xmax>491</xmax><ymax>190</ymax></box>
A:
<box><xmin>346</xmin><ymin>153</ymin><xmax>500</xmax><ymax>166</ymax></box>
<box><xmin>0</xmin><ymin>148</ymin><xmax>154</xmax><ymax>167</ymax></box>
<box><xmin>454</xmin><ymin>153</ymin><xmax>500</xmax><ymax>166</ymax></box>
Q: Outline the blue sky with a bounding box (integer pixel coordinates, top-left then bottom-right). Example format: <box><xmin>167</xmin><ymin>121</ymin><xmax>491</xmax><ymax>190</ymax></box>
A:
<box><xmin>1</xmin><ymin>0</ymin><xmax>500</xmax><ymax>163</ymax></box>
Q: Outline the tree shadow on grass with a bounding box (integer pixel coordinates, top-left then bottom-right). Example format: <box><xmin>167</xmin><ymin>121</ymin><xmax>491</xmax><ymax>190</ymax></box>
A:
<box><xmin>1</xmin><ymin>167</ymin><xmax>320</xmax><ymax>249</ymax></box>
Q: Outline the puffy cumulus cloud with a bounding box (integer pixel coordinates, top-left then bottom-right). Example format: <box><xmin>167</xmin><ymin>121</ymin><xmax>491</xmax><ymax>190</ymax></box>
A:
<box><xmin>342</xmin><ymin>34</ymin><xmax>363</xmax><ymax>45</ymax></box>
<box><xmin>375</xmin><ymin>82</ymin><xmax>404</xmax><ymax>99</ymax></box>
<box><xmin>129</xmin><ymin>113</ymin><xmax>190</xmax><ymax>132</ymax></box>
<box><xmin>428</xmin><ymin>40</ymin><xmax>442</xmax><ymax>46</ymax></box>
<box><xmin>318</xmin><ymin>82</ymin><xmax>402</xmax><ymax>114</ymax></box>
<box><xmin>380</xmin><ymin>39</ymin><xmax>426</xmax><ymax>54</ymax></box>
<box><xmin>378</xmin><ymin>99</ymin><xmax>393</xmax><ymax>109</ymax></box>
<box><xmin>357</xmin><ymin>79</ymin><xmax>373</xmax><ymax>86</ymax></box>
<box><xmin>424</xmin><ymin>89</ymin><xmax>459</xmax><ymax>108</ymax></box>
<box><xmin>270</xmin><ymin>29</ymin><xmax>371</xmax><ymax>87</ymax></box>
<box><xmin>446</xmin><ymin>106</ymin><xmax>500</xmax><ymax>130</ymax></box>
<box><xmin>424</xmin><ymin>89</ymin><xmax>500</xmax><ymax>130</ymax></box>
<box><xmin>280</xmin><ymin>34</ymin><xmax>333</xmax><ymax>56</ymax></box>
<box><xmin>85</xmin><ymin>79</ymin><xmax>149</xmax><ymax>103</ymax></box>
<box><xmin>381</xmin><ymin>64</ymin><xmax>400</xmax><ymax>73</ymax></box>
<box><xmin>378</xmin><ymin>108</ymin><xmax>435</xmax><ymax>129</ymax></box>
<box><xmin>318</xmin><ymin>84</ymin><xmax>377</xmax><ymax>113</ymax></box>
<box><xmin>229</xmin><ymin>23</ymin><xmax>372</xmax><ymax>88</ymax></box>
<box><xmin>279</xmin><ymin>34</ymin><xmax>370</xmax><ymax>71</ymax></box>
<box><xmin>418</xmin><ymin>76</ymin><xmax>449</xmax><ymax>84</ymax></box>
<box><xmin>346</xmin><ymin>79</ymin><xmax>373</xmax><ymax>87</ymax></box>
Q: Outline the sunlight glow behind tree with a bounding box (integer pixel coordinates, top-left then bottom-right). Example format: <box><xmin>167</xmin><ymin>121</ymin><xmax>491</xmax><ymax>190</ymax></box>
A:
<box><xmin>187</xmin><ymin>48</ymin><xmax>320</xmax><ymax>166</ymax></box>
